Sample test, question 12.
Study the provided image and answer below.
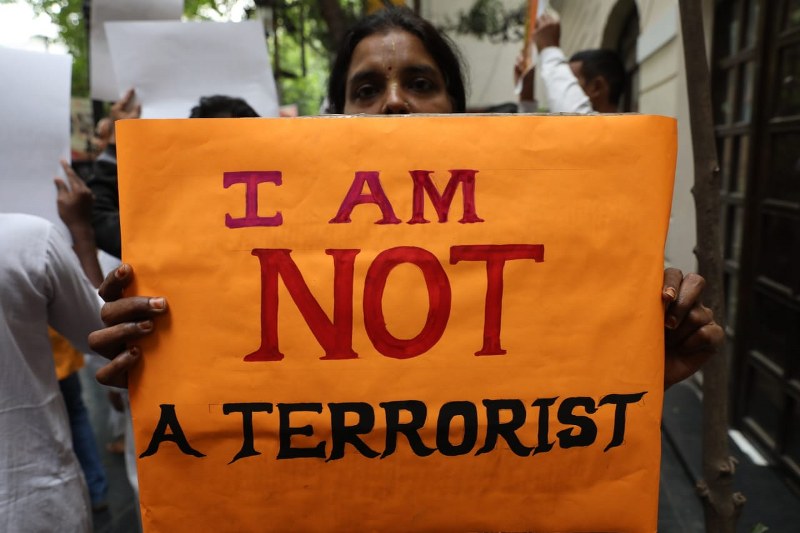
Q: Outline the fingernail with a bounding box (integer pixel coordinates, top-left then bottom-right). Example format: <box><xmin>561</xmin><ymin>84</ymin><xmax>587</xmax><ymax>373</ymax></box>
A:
<box><xmin>138</xmin><ymin>320</ymin><xmax>153</xmax><ymax>331</ymax></box>
<box><xmin>663</xmin><ymin>287</ymin><xmax>677</xmax><ymax>301</ymax></box>
<box><xmin>150</xmin><ymin>297</ymin><xmax>166</xmax><ymax>310</ymax></box>
<box><xmin>115</xmin><ymin>264</ymin><xmax>129</xmax><ymax>278</ymax></box>
<box><xmin>665</xmin><ymin>316</ymin><xmax>678</xmax><ymax>330</ymax></box>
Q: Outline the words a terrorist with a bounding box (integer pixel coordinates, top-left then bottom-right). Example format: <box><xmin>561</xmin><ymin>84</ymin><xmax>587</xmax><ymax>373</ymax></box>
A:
<box><xmin>140</xmin><ymin>393</ymin><xmax>648</xmax><ymax>463</ymax></box>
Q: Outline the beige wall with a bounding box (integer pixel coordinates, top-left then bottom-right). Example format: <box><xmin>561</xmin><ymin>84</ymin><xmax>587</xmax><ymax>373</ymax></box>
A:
<box><xmin>550</xmin><ymin>0</ymin><xmax>617</xmax><ymax>54</ymax></box>
<box><xmin>422</xmin><ymin>0</ymin><xmax>521</xmax><ymax>107</ymax></box>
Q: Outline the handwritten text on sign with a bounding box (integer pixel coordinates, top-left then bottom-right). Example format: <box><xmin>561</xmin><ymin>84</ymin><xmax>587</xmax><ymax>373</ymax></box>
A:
<box><xmin>139</xmin><ymin>169</ymin><xmax>642</xmax><ymax>463</ymax></box>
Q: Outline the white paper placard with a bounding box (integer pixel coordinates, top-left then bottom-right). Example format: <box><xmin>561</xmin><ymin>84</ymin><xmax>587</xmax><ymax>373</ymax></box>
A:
<box><xmin>0</xmin><ymin>47</ymin><xmax>72</xmax><ymax>234</ymax></box>
<box><xmin>105</xmin><ymin>20</ymin><xmax>279</xmax><ymax>119</ymax></box>
<box><xmin>90</xmin><ymin>0</ymin><xmax>183</xmax><ymax>101</ymax></box>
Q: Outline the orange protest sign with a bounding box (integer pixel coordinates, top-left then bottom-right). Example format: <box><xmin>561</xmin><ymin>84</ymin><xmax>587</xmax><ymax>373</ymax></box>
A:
<box><xmin>117</xmin><ymin>114</ymin><xmax>676</xmax><ymax>532</ymax></box>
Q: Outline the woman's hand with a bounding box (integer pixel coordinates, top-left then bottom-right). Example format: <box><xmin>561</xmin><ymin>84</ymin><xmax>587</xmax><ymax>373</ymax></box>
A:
<box><xmin>662</xmin><ymin>268</ymin><xmax>724</xmax><ymax>388</ymax></box>
<box><xmin>89</xmin><ymin>264</ymin><xmax>168</xmax><ymax>388</ymax></box>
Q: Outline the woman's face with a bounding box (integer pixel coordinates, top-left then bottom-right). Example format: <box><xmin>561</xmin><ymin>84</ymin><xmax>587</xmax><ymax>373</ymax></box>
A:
<box><xmin>343</xmin><ymin>29</ymin><xmax>454</xmax><ymax>115</ymax></box>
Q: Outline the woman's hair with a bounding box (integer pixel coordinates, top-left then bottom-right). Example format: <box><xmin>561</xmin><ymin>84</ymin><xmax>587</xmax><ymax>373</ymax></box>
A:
<box><xmin>327</xmin><ymin>7</ymin><xmax>467</xmax><ymax>114</ymax></box>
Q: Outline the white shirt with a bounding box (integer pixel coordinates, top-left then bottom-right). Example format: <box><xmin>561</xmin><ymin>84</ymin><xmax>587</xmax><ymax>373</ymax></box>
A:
<box><xmin>0</xmin><ymin>213</ymin><xmax>104</xmax><ymax>533</ymax></box>
<box><xmin>539</xmin><ymin>46</ymin><xmax>594</xmax><ymax>114</ymax></box>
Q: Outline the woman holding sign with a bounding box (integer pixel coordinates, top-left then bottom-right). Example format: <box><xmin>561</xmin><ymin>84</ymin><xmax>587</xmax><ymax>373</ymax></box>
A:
<box><xmin>89</xmin><ymin>7</ymin><xmax>721</xmax><ymax>393</ymax></box>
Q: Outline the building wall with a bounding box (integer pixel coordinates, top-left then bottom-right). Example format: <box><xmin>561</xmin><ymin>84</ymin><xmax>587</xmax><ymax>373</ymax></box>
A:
<box><xmin>638</xmin><ymin>2</ymin><xmax>698</xmax><ymax>273</ymax></box>
<box><xmin>422</xmin><ymin>0</ymin><xmax>521</xmax><ymax>107</ymax></box>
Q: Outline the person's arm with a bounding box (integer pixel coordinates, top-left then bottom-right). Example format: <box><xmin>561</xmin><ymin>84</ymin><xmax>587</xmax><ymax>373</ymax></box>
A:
<box><xmin>44</xmin><ymin>223</ymin><xmax>105</xmax><ymax>355</ymax></box>
<box><xmin>538</xmin><ymin>47</ymin><xmax>593</xmax><ymax>114</ymax></box>
<box><xmin>55</xmin><ymin>160</ymin><xmax>103</xmax><ymax>287</ymax></box>
<box><xmin>535</xmin><ymin>14</ymin><xmax>593</xmax><ymax>114</ymax></box>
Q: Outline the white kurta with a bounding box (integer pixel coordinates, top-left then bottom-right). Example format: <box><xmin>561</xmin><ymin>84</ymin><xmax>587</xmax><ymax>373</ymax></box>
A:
<box><xmin>0</xmin><ymin>213</ymin><xmax>104</xmax><ymax>533</ymax></box>
<box><xmin>539</xmin><ymin>46</ymin><xmax>594</xmax><ymax>114</ymax></box>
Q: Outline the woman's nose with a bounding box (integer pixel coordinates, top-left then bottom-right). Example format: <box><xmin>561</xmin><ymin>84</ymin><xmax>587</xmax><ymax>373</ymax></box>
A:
<box><xmin>381</xmin><ymin>85</ymin><xmax>410</xmax><ymax>114</ymax></box>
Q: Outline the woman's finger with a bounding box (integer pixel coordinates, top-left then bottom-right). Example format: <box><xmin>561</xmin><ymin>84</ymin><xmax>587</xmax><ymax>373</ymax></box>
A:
<box><xmin>95</xmin><ymin>346</ymin><xmax>141</xmax><ymax>389</ymax></box>
<box><xmin>88</xmin><ymin>319</ymin><xmax>154</xmax><ymax>358</ymax></box>
<box><xmin>664</xmin><ymin>271</ymin><xmax>705</xmax><ymax>329</ymax></box>
<box><xmin>665</xmin><ymin>303</ymin><xmax>715</xmax><ymax>348</ymax></box>
<box><xmin>664</xmin><ymin>320</ymin><xmax>723</xmax><ymax>388</ymax></box>
<box><xmin>669</xmin><ymin>318</ymin><xmax>724</xmax><ymax>355</ymax></box>
<box><xmin>98</xmin><ymin>263</ymin><xmax>134</xmax><ymax>302</ymax></box>
<box><xmin>661</xmin><ymin>267</ymin><xmax>682</xmax><ymax>308</ymax></box>
<box><xmin>99</xmin><ymin>296</ymin><xmax>166</xmax><ymax>326</ymax></box>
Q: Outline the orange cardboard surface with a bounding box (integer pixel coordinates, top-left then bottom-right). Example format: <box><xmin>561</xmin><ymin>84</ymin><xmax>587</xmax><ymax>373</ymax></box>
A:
<box><xmin>117</xmin><ymin>114</ymin><xmax>676</xmax><ymax>532</ymax></box>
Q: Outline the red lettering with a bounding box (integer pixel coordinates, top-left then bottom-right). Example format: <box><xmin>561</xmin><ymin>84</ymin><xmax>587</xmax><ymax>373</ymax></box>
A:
<box><xmin>450</xmin><ymin>245</ymin><xmax>545</xmax><ymax>356</ymax></box>
<box><xmin>245</xmin><ymin>249</ymin><xmax>359</xmax><ymax>361</ymax></box>
<box><xmin>329</xmin><ymin>171</ymin><xmax>401</xmax><ymax>225</ymax></box>
<box><xmin>224</xmin><ymin>171</ymin><xmax>283</xmax><ymax>228</ymax></box>
<box><xmin>408</xmin><ymin>169</ymin><xmax>484</xmax><ymax>224</ymax></box>
<box><xmin>363</xmin><ymin>247</ymin><xmax>451</xmax><ymax>359</ymax></box>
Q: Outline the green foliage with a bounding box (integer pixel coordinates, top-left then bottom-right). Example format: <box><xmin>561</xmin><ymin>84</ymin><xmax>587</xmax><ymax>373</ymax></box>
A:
<box><xmin>1</xmin><ymin>0</ymin><xmax>89</xmax><ymax>95</ymax></box>
<box><xmin>268</xmin><ymin>0</ymin><xmax>362</xmax><ymax>114</ymax></box>
<box><xmin>184</xmin><ymin>0</ymin><xmax>245</xmax><ymax>20</ymax></box>
<box><xmin>442</xmin><ymin>0</ymin><xmax>527</xmax><ymax>43</ymax></box>
<box><xmin>275</xmin><ymin>26</ymin><xmax>329</xmax><ymax>115</ymax></box>
<box><xmin>751</xmin><ymin>524</ymin><xmax>769</xmax><ymax>533</ymax></box>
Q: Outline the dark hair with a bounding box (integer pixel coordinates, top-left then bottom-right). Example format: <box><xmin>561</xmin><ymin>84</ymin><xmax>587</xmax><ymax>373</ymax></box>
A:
<box><xmin>327</xmin><ymin>6</ymin><xmax>467</xmax><ymax>114</ymax></box>
<box><xmin>189</xmin><ymin>95</ymin><xmax>259</xmax><ymax>118</ymax></box>
<box><xmin>569</xmin><ymin>49</ymin><xmax>626</xmax><ymax>106</ymax></box>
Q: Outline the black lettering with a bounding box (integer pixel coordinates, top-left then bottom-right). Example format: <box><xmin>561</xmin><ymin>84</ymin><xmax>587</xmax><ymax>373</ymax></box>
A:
<box><xmin>476</xmin><ymin>399</ymin><xmax>533</xmax><ymax>456</ymax></box>
<box><xmin>599</xmin><ymin>392</ymin><xmax>647</xmax><ymax>451</ymax></box>
<box><xmin>379</xmin><ymin>400</ymin><xmax>435</xmax><ymax>458</ymax></box>
<box><xmin>556</xmin><ymin>397</ymin><xmax>598</xmax><ymax>448</ymax></box>
<box><xmin>531</xmin><ymin>397</ymin><xmax>558</xmax><ymax>455</ymax></box>
<box><xmin>436</xmin><ymin>401</ymin><xmax>479</xmax><ymax>456</ymax></box>
<box><xmin>277</xmin><ymin>403</ymin><xmax>326</xmax><ymax>459</ymax></box>
<box><xmin>328</xmin><ymin>402</ymin><xmax>380</xmax><ymax>461</ymax></box>
<box><xmin>223</xmin><ymin>402</ymin><xmax>273</xmax><ymax>464</ymax></box>
<box><xmin>139</xmin><ymin>404</ymin><xmax>205</xmax><ymax>458</ymax></box>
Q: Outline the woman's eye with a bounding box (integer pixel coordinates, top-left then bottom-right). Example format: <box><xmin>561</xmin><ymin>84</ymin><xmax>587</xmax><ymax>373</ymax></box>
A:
<box><xmin>354</xmin><ymin>84</ymin><xmax>378</xmax><ymax>100</ymax></box>
<box><xmin>410</xmin><ymin>78</ymin><xmax>434</xmax><ymax>92</ymax></box>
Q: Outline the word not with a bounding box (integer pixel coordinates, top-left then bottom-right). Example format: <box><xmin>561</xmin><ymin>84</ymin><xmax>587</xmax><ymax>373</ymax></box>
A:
<box><xmin>139</xmin><ymin>392</ymin><xmax>647</xmax><ymax>463</ymax></box>
<box><xmin>245</xmin><ymin>245</ymin><xmax>544</xmax><ymax>362</ymax></box>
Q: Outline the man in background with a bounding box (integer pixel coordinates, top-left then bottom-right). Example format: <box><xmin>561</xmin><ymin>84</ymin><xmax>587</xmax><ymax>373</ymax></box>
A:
<box><xmin>515</xmin><ymin>13</ymin><xmax>625</xmax><ymax>114</ymax></box>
